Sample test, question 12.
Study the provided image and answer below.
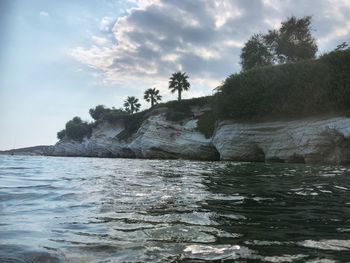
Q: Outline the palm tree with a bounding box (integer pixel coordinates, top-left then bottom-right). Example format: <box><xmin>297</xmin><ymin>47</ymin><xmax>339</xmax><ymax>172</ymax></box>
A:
<box><xmin>168</xmin><ymin>71</ymin><xmax>190</xmax><ymax>101</ymax></box>
<box><xmin>123</xmin><ymin>96</ymin><xmax>141</xmax><ymax>114</ymax></box>
<box><xmin>144</xmin><ymin>88</ymin><xmax>162</xmax><ymax>108</ymax></box>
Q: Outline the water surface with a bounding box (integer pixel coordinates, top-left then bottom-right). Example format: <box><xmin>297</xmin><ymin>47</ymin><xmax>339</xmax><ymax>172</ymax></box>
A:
<box><xmin>1</xmin><ymin>155</ymin><xmax>350</xmax><ymax>262</ymax></box>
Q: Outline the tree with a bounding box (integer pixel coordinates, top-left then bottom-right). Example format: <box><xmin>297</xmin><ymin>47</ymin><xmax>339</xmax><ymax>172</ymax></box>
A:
<box><xmin>123</xmin><ymin>96</ymin><xmax>141</xmax><ymax>114</ymax></box>
<box><xmin>144</xmin><ymin>88</ymin><xmax>162</xmax><ymax>107</ymax></box>
<box><xmin>334</xmin><ymin>42</ymin><xmax>349</xmax><ymax>51</ymax></box>
<box><xmin>89</xmin><ymin>105</ymin><xmax>110</xmax><ymax>120</ymax></box>
<box><xmin>57</xmin><ymin>129</ymin><xmax>66</xmax><ymax>140</ymax></box>
<box><xmin>240</xmin><ymin>34</ymin><xmax>273</xmax><ymax>71</ymax></box>
<box><xmin>265</xmin><ymin>16</ymin><xmax>318</xmax><ymax>63</ymax></box>
<box><xmin>169</xmin><ymin>71</ymin><xmax>190</xmax><ymax>101</ymax></box>
<box><xmin>65</xmin><ymin>117</ymin><xmax>92</xmax><ymax>141</ymax></box>
<box><xmin>240</xmin><ymin>16</ymin><xmax>318</xmax><ymax>71</ymax></box>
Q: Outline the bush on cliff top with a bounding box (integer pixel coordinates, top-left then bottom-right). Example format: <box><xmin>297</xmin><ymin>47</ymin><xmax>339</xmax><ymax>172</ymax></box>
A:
<box><xmin>157</xmin><ymin>96</ymin><xmax>211</xmax><ymax>121</ymax></box>
<box><xmin>116</xmin><ymin>111</ymin><xmax>148</xmax><ymax>141</ymax></box>
<box><xmin>89</xmin><ymin>105</ymin><xmax>129</xmax><ymax>124</ymax></box>
<box><xmin>215</xmin><ymin>49</ymin><xmax>350</xmax><ymax>120</ymax></box>
<box><xmin>57</xmin><ymin>129</ymin><xmax>66</xmax><ymax>140</ymax></box>
<box><xmin>64</xmin><ymin>117</ymin><xmax>92</xmax><ymax>142</ymax></box>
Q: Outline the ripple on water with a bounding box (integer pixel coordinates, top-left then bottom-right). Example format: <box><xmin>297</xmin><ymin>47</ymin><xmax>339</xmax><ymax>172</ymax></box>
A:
<box><xmin>183</xmin><ymin>244</ymin><xmax>252</xmax><ymax>261</ymax></box>
<box><xmin>1</xmin><ymin>156</ymin><xmax>350</xmax><ymax>262</ymax></box>
<box><xmin>298</xmin><ymin>239</ymin><xmax>350</xmax><ymax>251</ymax></box>
<box><xmin>0</xmin><ymin>244</ymin><xmax>61</xmax><ymax>263</ymax></box>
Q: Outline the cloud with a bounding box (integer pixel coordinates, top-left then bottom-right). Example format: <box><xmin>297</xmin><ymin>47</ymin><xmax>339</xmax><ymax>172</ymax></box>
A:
<box><xmin>70</xmin><ymin>0</ymin><xmax>350</xmax><ymax>96</ymax></box>
<box><xmin>91</xmin><ymin>35</ymin><xmax>110</xmax><ymax>46</ymax></box>
<box><xmin>99</xmin><ymin>16</ymin><xmax>115</xmax><ymax>32</ymax></box>
<box><xmin>39</xmin><ymin>11</ymin><xmax>50</xmax><ymax>17</ymax></box>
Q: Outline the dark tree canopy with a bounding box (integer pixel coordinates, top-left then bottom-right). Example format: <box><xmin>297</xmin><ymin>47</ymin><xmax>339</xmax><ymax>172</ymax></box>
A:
<box><xmin>169</xmin><ymin>71</ymin><xmax>190</xmax><ymax>101</ymax></box>
<box><xmin>123</xmin><ymin>96</ymin><xmax>141</xmax><ymax>114</ymax></box>
<box><xmin>89</xmin><ymin>105</ymin><xmax>110</xmax><ymax>120</ymax></box>
<box><xmin>334</xmin><ymin>42</ymin><xmax>349</xmax><ymax>52</ymax></box>
<box><xmin>57</xmin><ymin>129</ymin><xmax>66</xmax><ymax>140</ymax></box>
<box><xmin>268</xmin><ymin>16</ymin><xmax>318</xmax><ymax>63</ymax></box>
<box><xmin>240</xmin><ymin>16</ymin><xmax>318</xmax><ymax>71</ymax></box>
<box><xmin>65</xmin><ymin>116</ymin><xmax>92</xmax><ymax>141</ymax></box>
<box><xmin>144</xmin><ymin>88</ymin><xmax>162</xmax><ymax>107</ymax></box>
<box><xmin>240</xmin><ymin>34</ymin><xmax>273</xmax><ymax>71</ymax></box>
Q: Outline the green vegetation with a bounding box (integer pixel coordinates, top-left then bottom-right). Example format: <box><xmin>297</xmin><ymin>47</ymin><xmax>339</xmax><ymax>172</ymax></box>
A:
<box><xmin>159</xmin><ymin>96</ymin><xmax>210</xmax><ymax>121</ymax></box>
<box><xmin>89</xmin><ymin>105</ymin><xmax>128</xmax><ymax>125</ymax></box>
<box><xmin>56</xmin><ymin>13</ymin><xmax>350</xmax><ymax>143</ymax></box>
<box><xmin>89</xmin><ymin>105</ymin><xmax>110</xmax><ymax>120</ymax></box>
<box><xmin>116</xmin><ymin>111</ymin><xmax>148</xmax><ymax>141</ymax></box>
<box><xmin>240</xmin><ymin>34</ymin><xmax>273</xmax><ymax>71</ymax></box>
<box><xmin>99</xmin><ymin>109</ymin><xmax>128</xmax><ymax>123</ymax></box>
<box><xmin>117</xmin><ymin>96</ymin><xmax>211</xmax><ymax>140</ymax></box>
<box><xmin>197</xmin><ymin>111</ymin><xmax>217</xmax><ymax>138</ymax></box>
<box><xmin>63</xmin><ymin>117</ymin><xmax>92</xmax><ymax>142</ymax></box>
<box><xmin>168</xmin><ymin>71</ymin><xmax>190</xmax><ymax>101</ymax></box>
<box><xmin>124</xmin><ymin>96</ymin><xmax>141</xmax><ymax>114</ymax></box>
<box><xmin>57</xmin><ymin>129</ymin><xmax>66</xmax><ymax>140</ymax></box>
<box><xmin>241</xmin><ymin>16</ymin><xmax>317</xmax><ymax>71</ymax></box>
<box><xmin>144</xmin><ymin>88</ymin><xmax>162</xmax><ymax>107</ymax></box>
<box><xmin>57</xmin><ymin>46</ymin><xmax>350</xmax><ymax>142</ymax></box>
<box><xmin>216</xmin><ymin>49</ymin><xmax>350</xmax><ymax>120</ymax></box>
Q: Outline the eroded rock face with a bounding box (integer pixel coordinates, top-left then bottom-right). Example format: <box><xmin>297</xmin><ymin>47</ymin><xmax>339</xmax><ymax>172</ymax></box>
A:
<box><xmin>51</xmin><ymin>121</ymin><xmax>133</xmax><ymax>158</ymax></box>
<box><xmin>51</xmin><ymin>109</ymin><xmax>350</xmax><ymax>164</ymax></box>
<box><xmin>51</xmin><ymin>111</ymin><xmax>219</xmax><ymax>160</ymax></box>
<box><xmin>213</xmin><ymin>117</ymin><xmax>350</xmax><ymax>164</ymax></box>
<box><xmin>129</xmin><ymin>115</ymin><xmax>220</xmax><ymax>160</ymax></box>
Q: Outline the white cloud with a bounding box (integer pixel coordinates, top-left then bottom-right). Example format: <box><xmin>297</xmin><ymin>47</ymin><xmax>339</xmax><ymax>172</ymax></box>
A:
<box><xmin>91</xmin><ymin>35</ymin><xmax>110</xmax><ymax>46</ymax></box>
<box><xmin>99</xmin><ymin>16</ymin><xmax>114</xmax><ymax>32</ymax></box>
<box><xmin>70</xmin><ymin>0</ymin><xmax>350</xmax><ymax>96</ymax></box>
<box><xmin>39</xmin><ymin>11</ymin><xmax>50</xmax><ymax>17</ymax></box>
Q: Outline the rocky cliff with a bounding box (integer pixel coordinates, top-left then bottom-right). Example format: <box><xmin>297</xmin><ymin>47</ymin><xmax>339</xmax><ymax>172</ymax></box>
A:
<box><xmin>51</xmin><ymin>108</ymin><xmax>219</xmax><ymax>161</ymax></box>
<box><xmin>49</xmin><ymin>107</ymin><xmax>350</xmax><ymax>164</ymax></box>
<box><xmin>213</xmin><ymin>116</ymin><xmax>350</xmax><ymax>164</ymax></box>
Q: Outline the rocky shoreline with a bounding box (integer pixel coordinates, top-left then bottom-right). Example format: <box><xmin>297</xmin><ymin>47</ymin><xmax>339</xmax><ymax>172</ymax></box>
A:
<box><xmin>3</xmin><ymin>107</ymin><xmax>350</xmax><ymax>165</ymax></box>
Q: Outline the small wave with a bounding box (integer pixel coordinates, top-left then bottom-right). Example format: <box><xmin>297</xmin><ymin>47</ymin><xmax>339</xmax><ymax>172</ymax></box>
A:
<box><xmin>0</xmin><ymin>244</ymin><xmax>61</xmax><ymax>263</ymax></box>
<box><xmin>183</xmin><ymin>244</ymin><xmax>251</xmax><ymax>261</ymax></box>
<box><xmin>298</xmin><ymin>239</ymin><xmax>350</xmax><ymax>251</ymax></box>
<box><xmin>145</xmin><ymin>225</ymin><xmax>217</xmax><ymax>243</ymax></box>
<box><xmin>261</xmin><ymin>254</ymin><xmax>307</xmax><ymax>262</ymax></box>
<box><xmin>1</xmin><ymin>166</ymin><xmax>31</xmax><ymax>170</ymax></box>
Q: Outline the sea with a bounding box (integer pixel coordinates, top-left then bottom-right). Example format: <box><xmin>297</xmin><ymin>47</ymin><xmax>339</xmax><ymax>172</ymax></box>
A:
<box><xmin>1</xmin><ymin>155</ymin><xmax>350</xmax><ymax>262</ymax></box>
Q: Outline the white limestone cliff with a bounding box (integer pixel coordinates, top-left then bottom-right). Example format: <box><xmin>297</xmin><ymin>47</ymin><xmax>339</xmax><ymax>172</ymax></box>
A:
<box><xmin>50</xmin><ymin>107</ymin><xmax>350</xmax><ymax>164</ymax></box>
<box><xmin>128</xmin><ymin>115</ymin><xmax>219</xmax><ymax>160</ymax></box>
<box><xmin>212</xmin><ymin>116</ymin><xmax>350</xmax><ymax>164</ymax></box>
<box><xmin>51</xmin><ymin>111</ymin><xmax>219</xmax><ymax>160</ymax></box>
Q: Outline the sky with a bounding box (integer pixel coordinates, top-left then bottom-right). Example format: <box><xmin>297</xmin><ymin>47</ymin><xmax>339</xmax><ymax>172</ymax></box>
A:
<box><xmin>0</xmin><ymin>0</ymin><xmax>350</xmax><ymax>150</ymax></box>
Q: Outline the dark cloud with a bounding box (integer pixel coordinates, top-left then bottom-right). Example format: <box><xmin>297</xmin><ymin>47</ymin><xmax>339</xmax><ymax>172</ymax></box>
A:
<box><xmin>71</xmin><ymin>0</ymin><xmax>350</xmax><ymax>88</ymax></box>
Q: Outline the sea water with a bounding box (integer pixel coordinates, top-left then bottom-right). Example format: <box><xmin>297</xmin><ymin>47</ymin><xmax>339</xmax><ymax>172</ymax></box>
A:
<box><xmin>1</xmin><ymin>155</ymin><xmax>350</xmax><ymax>262</ymax></box>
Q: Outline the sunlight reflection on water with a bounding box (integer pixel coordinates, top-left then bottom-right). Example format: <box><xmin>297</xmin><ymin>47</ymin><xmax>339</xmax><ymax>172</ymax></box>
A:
<box><xmin>1</xmin><ymin>155</ymin><xmax>350</xmax><ymax>262</ymax></box>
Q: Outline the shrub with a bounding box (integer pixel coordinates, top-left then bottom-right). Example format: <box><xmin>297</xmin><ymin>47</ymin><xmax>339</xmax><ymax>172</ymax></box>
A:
<box><xmin>65</xmin><ymin>117</ymin><xmax>92</xmax><ymax>142</ymax></box>
<box><xmin>197</xmin><ymin>111</ymin><xmax>217</xmax><ymax>138</ymax></box>
<box><xmin>89</xmin><ymin>105</ymin><xmax>128</xmax><ymax>123</ymax></box>
<box><xmin>215</xmin><ymin>49</ymin><xmax>350</xmax><ymax>120</ymax></box>
<box><xmin>57</xmin><ymin>129</ymin><xmax>66</xmax><ymax>140</ymax></box>
<box><xmin>156</xmin><ymin>96</ymin><xmax>211</xmax><ymax>121</ymax></box>
<box><xmin>101</xmin><ymin>108</ymin><xmax>128</xmax><ymax>123</ymax></box>
<box><xmin>116</xmin><ymin>111</ymin><xmax>147</xmax><ymax>141</ymax></box>
<box><xmin>89</xmin><ymin>105</ymin><xmax>110</xmax><ymax>120</ymax></box>
<box><xmin>320</xmin><ymin>50</ymin><xmax>350</xmax><ymax>110</ymax></box>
